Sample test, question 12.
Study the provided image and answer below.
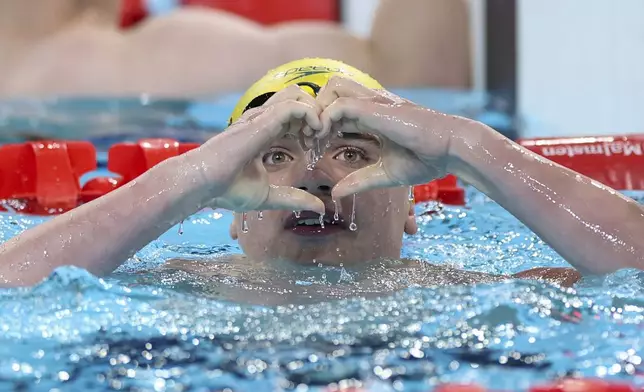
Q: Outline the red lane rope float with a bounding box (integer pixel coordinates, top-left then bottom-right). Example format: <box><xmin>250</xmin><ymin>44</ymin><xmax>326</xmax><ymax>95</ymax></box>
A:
<box><xmin>519</xmin><ymin>134</ymin><xmax>644</xmax><ymax>190</ymax></box>
<box><xmin>322</xmin><ymin>378</ymin><xmax>640</xmax><ymax>391</ymax></box>
<box><xmin>0</xmin><ymin>138</ymin><xmax>465</xmax><ymax>215</ymax></box>
<box><xmin>0</xmin><ymin>141</ymin><xmax>96</xmax><ymax>215</ymax></box>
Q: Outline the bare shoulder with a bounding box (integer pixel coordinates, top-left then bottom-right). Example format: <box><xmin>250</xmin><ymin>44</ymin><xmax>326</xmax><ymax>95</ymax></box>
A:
<box><xmin>3</xmin><ymin>27</ymin><xmax>127</xmax><ymax>96</ymax></box>
<box><xmin>400</xmin><ymin>260</ymin><xmax>581</xmax><ymax>288</ymax></box>
<box><xmin>124</xmin><ymin>8</ymin><xmax>278</xmax><ymax>96</ymax></box>
<box><xmin>130</xmin><ymin>7</ymin><xmax>264</xmax><ymax>36</ymax></box>
<box><xmin>512</xmin><ymin>267</ymin><xmax>582</xmax><ymax>288</ymax></box>
<box><xmin>162</xmin><ymin>254</ymin><xmax>249</xmax><ymax>275</ymax></box>
<box><xmin>397</xmin><ymin>259</ymin><xmax>506</xmax><ymax>286</ymax></box>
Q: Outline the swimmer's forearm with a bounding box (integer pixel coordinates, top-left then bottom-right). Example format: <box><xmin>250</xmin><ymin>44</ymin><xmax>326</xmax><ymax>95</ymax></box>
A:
<box><xmin>0</xmin><ymin>155</ymin><xmax>208</xmax><ymax>287</ymax></box>
<box><xmin>448</xmin><ymin>122</ymin><xmax>644</xmax><ymax>275</ymax></box>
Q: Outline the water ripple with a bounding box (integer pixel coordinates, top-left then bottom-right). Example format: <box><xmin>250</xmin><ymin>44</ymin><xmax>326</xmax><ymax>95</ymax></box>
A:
<box><xmin>0</xmin><ymin>189</ymin><xmax>642</xmax><ymax>391</ymax></box>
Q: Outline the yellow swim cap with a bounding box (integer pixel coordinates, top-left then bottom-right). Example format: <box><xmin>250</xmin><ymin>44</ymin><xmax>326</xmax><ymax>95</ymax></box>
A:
<box><xmin>228</xmin><ymin>58</ymin><xmax>382</xmax><ymax>125</ymax></box>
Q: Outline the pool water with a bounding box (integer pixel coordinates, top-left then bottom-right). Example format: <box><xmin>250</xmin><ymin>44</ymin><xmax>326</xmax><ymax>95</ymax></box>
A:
<box><xmin>0</xmin><ymin>187</ymin><xmax>643</xmax><ymax>391</ymax></box>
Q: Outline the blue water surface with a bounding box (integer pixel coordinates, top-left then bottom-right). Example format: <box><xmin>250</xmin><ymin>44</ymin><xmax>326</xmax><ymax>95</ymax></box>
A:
<box><xmin>0</xmin><ymin>94</ymin><xmax>640</xmax><ymax>391</ymax></box>
<box><xmin>0</xmin><ymin>188</ymin><xmax>642</xmax><ymax>392</ymax></box>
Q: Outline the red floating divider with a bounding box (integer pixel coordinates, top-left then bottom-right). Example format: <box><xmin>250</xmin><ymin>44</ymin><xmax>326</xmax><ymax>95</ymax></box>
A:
<box><xmin>434</xmin><ymin>174</ymin><xmax>466</xmax><ymax>205</ymax></box>
<box><xmin>414</xmin><ymin>175</ymin><xmax>466</xmax><ymax>206</ymax></box>
<box><xmin>520</xmin><ymin>134</ymin><xmax>644</xmax><ymax>190</ymax></box>
<box><xmin>107</xmin><ymin>138</ymin><xmax>200</xmax><ymax>184</ymax></box>
<box><xmin>181</xmin><ymin>0</ymin><xmax>340</xmax><ymax>25</ymax></box>
<box><xmin>0</xmin><ymin>138</ymin><xmax>463</xmax><ymax>215</ymax></box>
<box><xmin>80</xmin><ymin>177</ymin><xmax>124</xmax><ymax>204</ymax></box>
<box><xmin>529</xmin><ymin>378</ymin><xmax>637</xmax><ymax>392</ymax></box>
<box><xmin>108</xmin><ymin>138</ymin><xmax>180</xmax><ymax>184</ymax></box>
<box><xmin>414</xmin><ymin>181</ymin><xmax>439</xmax><ymax>204</ymax></box>
<box><xmin>431</xmin><ymin>379</ymin><xmax>637</xmax><ymax>392</ymax></box>
<box><xmin>0</xmin><ymin>141</ymin><xmax>96</xmax><ymax>214</ymax></box>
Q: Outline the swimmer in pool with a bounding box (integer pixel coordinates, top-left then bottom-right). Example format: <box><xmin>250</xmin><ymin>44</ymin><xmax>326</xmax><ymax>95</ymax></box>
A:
<box><xmin>1</xmin><ymin>58</ymin><xmax>643</xmax><ymax>300</ymax></box>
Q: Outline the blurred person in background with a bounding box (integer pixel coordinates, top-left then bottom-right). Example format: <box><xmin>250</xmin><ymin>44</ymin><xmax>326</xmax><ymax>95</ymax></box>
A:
<box><xmin>0</xmin><ymin>0</ymin><xmax>470</xmax><ymax>98</ymax></box>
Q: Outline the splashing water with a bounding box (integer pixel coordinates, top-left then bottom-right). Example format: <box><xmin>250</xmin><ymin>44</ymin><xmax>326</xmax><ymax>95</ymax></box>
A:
<box><xmin>319</xmin><ymin>214</ymin><xmax>325</xmax><ymax>229</ymax></box>
<box><xmin>294</xmin><ymin>211</ymin><xmax>301</xmax><ymax>219</ymax></box>
<box><xmin>349</xmin><ymin>194</ymin><xmax>357</xmax><ymax>232</ymax></box>
<box><xmin>333</xmin><ymin>200</ymin><xmax>339</xmax><ymax>222</ymax></box>
<box><xmin>257</xmin><ymin>211</ymin><xmax>263</xmax><ymax>220</ymax></box>
<box><xmin>0</xmin><ymin>188</ymin><xmax>643</xmax><ymax>391</ymax></box>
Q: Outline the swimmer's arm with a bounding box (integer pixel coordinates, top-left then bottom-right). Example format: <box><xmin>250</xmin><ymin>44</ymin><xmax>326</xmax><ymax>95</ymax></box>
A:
<box><xmin>0</xmin><ymin>155</ymin><xmax>208</xmax><ymax>288</ymax></box>
<box><xmin>408</xmin><ymin>262</ymin><xmax>580</xmax><ymax>287</ymax></box>
<box><xmin>449</xmin><ymin>122</ymin><xmax>644</xmax><ymax>275</ymax></box>
<box><xmin>512</xmin><ymin>267</ymin><xmax>581</xmax><ymax>288</ymax></box>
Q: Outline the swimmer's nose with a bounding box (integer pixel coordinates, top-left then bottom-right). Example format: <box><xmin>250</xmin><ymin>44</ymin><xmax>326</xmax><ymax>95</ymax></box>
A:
<box><xmin>299</xmin><ymin>184</ymin><xmax>332</xmax><ymax>194</ymax></box>
<box><xmin>297</xmin><ymin>174</ymin><xmax>333</xmax><ymax>197</ymax></box>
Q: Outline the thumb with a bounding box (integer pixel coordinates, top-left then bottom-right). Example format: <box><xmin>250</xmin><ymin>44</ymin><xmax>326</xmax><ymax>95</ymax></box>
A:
<box><xmin>332</xmin><ymin>163</ymin><xmax>399</xmax><ymax>200</ymax></box>
<box><xmin>262</xmin><ymin>185</ymin><xmax>325</xmax><ymax>214</ymax></box>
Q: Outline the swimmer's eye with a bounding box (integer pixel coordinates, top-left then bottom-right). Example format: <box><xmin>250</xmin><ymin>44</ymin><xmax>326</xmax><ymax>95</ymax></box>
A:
<box><xmin>262</xmin><ymin>149</ymin><xmax>293</xmax><ymax>166</ymax></box>
<box><xmin>333</xmin><ymin>147</ymin><xmax>366</xmax><ymax>164</ymax></box>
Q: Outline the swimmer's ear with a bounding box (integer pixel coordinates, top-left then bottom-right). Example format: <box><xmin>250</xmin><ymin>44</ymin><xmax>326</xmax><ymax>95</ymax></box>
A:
<box><xmin>230</xmin><ymin>213</ymin><xmax>239</xmax><ymax>240</ymax></box>
<box><xmin>404</xmin><ymin>200</ymin><xmax>418</xmax><ymax>235</ymax></box>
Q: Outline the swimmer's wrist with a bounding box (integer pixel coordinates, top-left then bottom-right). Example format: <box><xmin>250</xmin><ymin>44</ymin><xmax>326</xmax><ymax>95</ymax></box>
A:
<box><xmin>444</xmin><ymin>117</ymin><xmax>484</xmax><ymax>173</ymax></box>
<box><xmin>176</xmin><ymin>152</ymin><xmax>222</xmax><ymax>207</ymax></box>
<box><xmin>445</xmin><ymin>119</ymin><xmax>500</xmax><ymax>189</ymax></box>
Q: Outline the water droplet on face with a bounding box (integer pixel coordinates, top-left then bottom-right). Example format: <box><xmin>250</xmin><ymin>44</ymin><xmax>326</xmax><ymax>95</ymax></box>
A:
<box><xmin>294</xmin><ymin>211</ymin><xmax>301</xmax><ymax>219</ymax></box>
<box><xmin>337</xmin><ymin>130</ymin><xmax>343</xmax><ymax>138</ymax></box>
<box><xmin>408</xmin><ymin>186</ymin><xmax>415</xmax><ymax>202</ymax></box>
<box><xmin>319</xmin><ymin>214</ymin><xmax>325</xmax><ymax>229</ymax></box>
<box><xmin>257</xmin><ymin>211</ymin><xmax>263</xmax><ymax>220</ymax></box>
<box><xmin>306</xmin><ymin>149</ymin><xmax>315</xmax><ymax>171</ymax></box>
<box><xmin>241</xmin><ymin>212</ymin><xmax>249</xmax><ymax>234</ymax></box>
<box><xmin>333</xmin><ymin>200</ymin><xmax>339</xmax><ymax>221</ymax></box>
<box><xmin>349</xmin><ymin>194</ymin><xmax>357</xmax><ymax>231</ymax></box>
<box><xmin>178</xmin><ymin>220</ymin><xmax>184</xmax><ymax>235</ymax></box>
<box><xmin>306</xmin><ymin>144</ymin><xmax>324</xmax><ymax>171</ymax></box>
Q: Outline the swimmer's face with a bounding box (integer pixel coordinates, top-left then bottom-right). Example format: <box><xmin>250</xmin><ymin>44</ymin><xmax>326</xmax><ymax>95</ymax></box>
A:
<box><xmin>230</xmin><ymin>131</ymin><xmax>417</xmax><ymax>265</ymax></box>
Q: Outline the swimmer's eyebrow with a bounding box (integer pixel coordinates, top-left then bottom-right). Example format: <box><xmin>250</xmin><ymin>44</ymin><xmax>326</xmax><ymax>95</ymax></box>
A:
<box><xmin>336</xmin><ymin>133</ymin><xmax>381</xmax><ymax>146</ymax></box>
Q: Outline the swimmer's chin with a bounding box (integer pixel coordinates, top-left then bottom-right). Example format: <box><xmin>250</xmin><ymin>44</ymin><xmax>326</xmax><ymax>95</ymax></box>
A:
<box><xmin>280</xmin><ymin>256</ymin><xmax>406</xmax><ymax>269</ymax></box>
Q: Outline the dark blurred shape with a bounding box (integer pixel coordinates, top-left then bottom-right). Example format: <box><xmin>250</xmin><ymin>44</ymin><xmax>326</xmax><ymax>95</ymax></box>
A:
<box><xmin>485</xmin><ymin>0</ymin><xmax>517</xmax><ymax>140</ymax></box>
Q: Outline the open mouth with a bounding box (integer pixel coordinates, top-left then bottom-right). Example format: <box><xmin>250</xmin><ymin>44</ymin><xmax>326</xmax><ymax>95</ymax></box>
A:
<box><xmin>285</xmin><ymin>210</ymin><xmax>347</xmax><ymax>236</ymax></box>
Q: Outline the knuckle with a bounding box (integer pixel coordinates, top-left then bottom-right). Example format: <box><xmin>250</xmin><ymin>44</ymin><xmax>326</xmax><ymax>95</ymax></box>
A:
<box><xmin>277</xmin><ymin>98</ymin><xmax>307</xmax><ymax>109</ymax></box>
<box><xmin>275</xmin><ymin>84</ymin><xmax>298</xmax><ymax>94</ymax></box>
<box><xmin>239</xmin><ymin>105</ymin><xmax>266</xmax><ymax>122</ymax></box>
<box><xmin>327</xmin><ymin>74</ymin><xmax>345</xmax><ymax>86</ymax></box>
<box><xmin>274</xmin><ymin>99</ymin><xmax>311</xmax><ymax>118</ymax></box>
<box><xmin>331</xmin><ymin>96</ymin><xmax>354</xmax><ymax>109</ymax></box>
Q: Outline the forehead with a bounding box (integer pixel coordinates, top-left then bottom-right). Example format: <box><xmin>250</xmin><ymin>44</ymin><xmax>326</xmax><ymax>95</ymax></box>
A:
<box><xmin>276</xmin><ymin>132</ymin><xmax>380</xmax><ymax>145</ymax></box>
